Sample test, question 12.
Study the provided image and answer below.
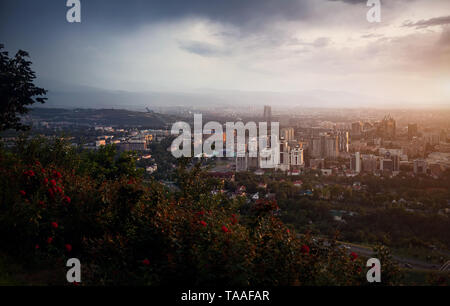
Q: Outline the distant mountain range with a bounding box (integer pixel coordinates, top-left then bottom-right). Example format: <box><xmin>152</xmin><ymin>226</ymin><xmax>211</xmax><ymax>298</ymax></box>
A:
<box><xmin>35</xmin><ymin>80</ymin><xmax>447</xmax><ymax>110</ymax></box>
<box><xmin>28</xmin><ymin>108</ymin><xmax>178</xmax><ymax>129</ymax></box>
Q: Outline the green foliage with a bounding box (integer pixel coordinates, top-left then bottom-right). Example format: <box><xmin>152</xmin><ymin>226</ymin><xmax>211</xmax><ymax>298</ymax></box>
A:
<box><xmin>0</xmin><ymin>44</ymin><xmax>47</xmax><ymax>131</ymax></box>
<box><xmin>0</xmin><ymin>137</ymin><xmax>404</xmax><ymax>286</ymax></box>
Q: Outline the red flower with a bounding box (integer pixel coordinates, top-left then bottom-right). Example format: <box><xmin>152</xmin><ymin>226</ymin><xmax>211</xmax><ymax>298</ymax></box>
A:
<box><xmin>301</xmin><ymin>245</ymin><xmax>310</xmax><ymax>254</ymax></box>
<box><xmin>48</xmin><ymin>188</ymin><xmax>54</xmax><ymax>198</ymax></box>
<box><xmin>196</xmin><ymin>211</ymin><xmax>205</xmax><ymax>216</ymax></box>
<box><xmin>51</xmin><ymin>222</ymin><xmax>58</xmax><ymax>229</ymax></box>
<box><xmin>19</xmin><ymin>190</ymin><xmax>26</xmax><ymax>196</ymax></box>
<box><xmin>221</xmin><ymin>225</ymin><xmax>229</xmax><ymax>233</ymax></box>
<box><xmin>50</xmin><ymin>179</ymin><xmax>57</xmax><ymax>187</ymax></box>
<box><xmin>65</xmin><ymin>244</ymin><xmax>72</xmax><ymax>252</ymax></box>
<box><xmin>231</xmin><ymin>214</ymin><xmax>238</xmax><ymax>225</ymax></box>
<box><xmin>35</xmin><ymin>244</ymin><xmax>40</xmax><ymax>249</ymax></box>
<box><xmin>43</xmin><ymin>178</ymin><xmax>49</xmax><ymax>185</ymax></box>
<box><xmin>38</xmin><ymin>200</ymin><xmax>45</xmax><ymax>207</ymax></box>
<box><xmin>64</xmin><ymin>196</ymin><xmax>71</xmax><ymax>204</ymax></box>
<box><xmin>55</xmin><ymin>171</ymin><xmax>62</xmax><ymax>179</ymax></box>
<box><xmin>56</xmin><ymin>186</ymin><xmax>63</xmax><ymax>194</ymax></box>
<box><xmin>142</xmin><ymin>259</ymin><xmax>150</xmax><ymax>265</ymax></box>
<box><xmin>350</xmin><ymin>252</ymin><xmax>358</xmax><ymax>261</ymax></box>
<box><xmin>199</xmin><ymin>220</ymin><xmax>207</xmax><ymax>227</ymax></box>
<box><xmin>24</xmin><ymin>170</ymin><xmax>35</xmax><ymax>177</ymax></box>
<box><xmin>47</xmin><ymin>237</ymin><xmax>53</xmax><ymax>244</ymax></box>
<box><xmin>286</xmin><ymin>229</ymin><xmax>290</xmax><ymax>233</ymax></box>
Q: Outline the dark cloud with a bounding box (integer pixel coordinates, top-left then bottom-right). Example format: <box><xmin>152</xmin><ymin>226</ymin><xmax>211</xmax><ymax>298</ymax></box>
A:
<box><xmin>0</xmin><ymin>0</ymin><xmax>319</xmax><ymax>49</ymax></box>
<box><xmin>88</xmin><ymin>0</ymin><xmax>313</xmax><ymax>27</ymax></box>
<box><xmin>178</xmin><ymin>40</ymin><xmax>230</xmax><ymax>57</ymax></box>
<box><xmin>328</xmin><ymin>0</ymin><xmax>367</xmax><ymax>4</ymax></box>
<box><xmin>403</xmin><ymin>16</ymin><xmax>450</xmax><ymax>28</ymax></box>
<box><xmin>0</xmin><ymin>0</ymin><xmax>313</xmax><ymax>31</ymax></box>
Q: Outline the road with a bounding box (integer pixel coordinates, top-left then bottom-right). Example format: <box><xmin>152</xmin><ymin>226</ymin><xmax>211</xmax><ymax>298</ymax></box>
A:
<box><xmin>339</xmin><ymin>243</ymin><xmax>439</xmax><ymax>271</ymax></box>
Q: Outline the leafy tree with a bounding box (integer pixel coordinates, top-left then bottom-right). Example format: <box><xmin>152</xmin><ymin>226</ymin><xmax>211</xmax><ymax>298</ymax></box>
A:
<box><xmin>0</xmin><ymin>44</ymin><xmax>47</xmax><ymax>131</ymax></box>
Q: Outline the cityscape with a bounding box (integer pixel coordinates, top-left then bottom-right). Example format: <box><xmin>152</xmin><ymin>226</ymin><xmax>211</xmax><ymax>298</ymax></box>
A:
<box><xmin>0</xmin><ymin>0</ymin><xmax>449</xmax><ymax>296</ymax></box>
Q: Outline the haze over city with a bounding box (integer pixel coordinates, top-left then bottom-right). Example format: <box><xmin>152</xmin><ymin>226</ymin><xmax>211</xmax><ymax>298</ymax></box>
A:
<box><xmin>1</xmin><ymin>0</ymin><xmax>450</xmax><ymax>109</ymax></box>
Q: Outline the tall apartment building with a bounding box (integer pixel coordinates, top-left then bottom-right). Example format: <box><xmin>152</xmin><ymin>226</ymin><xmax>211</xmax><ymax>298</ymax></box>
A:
<box><xmin>309</xmin><ymin>133</ymin><xmax>339</xmax><ymax>159</ymax></box>
<box><xmin>413</xmin><ymin>159</ymin><xmax>427</xmax><ymax>174</ymax></box>
<box><xmin>290</xmin><ymin>145</ymin><xmax>304</xmax><ymax>168</ymax></box>
<box><xmin>408</xmin><ymin>124</ymin><xmax>418</xmax><ymax>140</ymax></box>
<box><xmin>380</xmin><ymin>152</ymin><xmax>400</xmax><ymax>173</ymax></box>
<box><xmin>337</xmin><ymin>131</ymin><xmax>349</xmax><ymax>153</ymax></box>
<box><xmin>263</xmin><ymin>105</ymin><xmax>272</xmax><ymax>122</ymax></box>
<box><xmin>379</xmin><ymin>115</ymin><xmax>396</xmax><ymax>140</ymax></box>
<box><xmin>351</xmin><ymin>152</ymin><xmax>361</xmax><ymax>173</ymax></box>
<box><xmin>351</xmin><ymin>122</ymin><xmax>362</xmax><ymax>137</ymax></box>
<box><xmin>281</xmin><ymin>127</ymin><xmax>295</xmax><ymax>142</ymax></box>
<box><xmin>361</xmin><ymin>154</ymin><xmax>377</xmax><ymax>173</ymax></box>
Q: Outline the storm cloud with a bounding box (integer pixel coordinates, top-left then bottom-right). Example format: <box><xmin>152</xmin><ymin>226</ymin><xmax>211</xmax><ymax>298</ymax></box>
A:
<box><xmin>0</xmin><ymin>0</ymin><xmax>449</xmax><ymax>108</ymax></box>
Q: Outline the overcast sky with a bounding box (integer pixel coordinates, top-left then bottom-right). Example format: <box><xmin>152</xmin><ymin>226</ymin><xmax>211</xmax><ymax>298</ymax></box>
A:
<box><xmin>1</xmin><ymin>0</ymin><xmax>450</xmax><ymax>108</ymax></box>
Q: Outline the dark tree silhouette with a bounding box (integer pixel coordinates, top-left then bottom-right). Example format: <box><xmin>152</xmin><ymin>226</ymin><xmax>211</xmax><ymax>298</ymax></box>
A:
<box><xmin>0</xmin><ymin>44</ymin><xmax>47</xmax><ymax>131</ymax></box>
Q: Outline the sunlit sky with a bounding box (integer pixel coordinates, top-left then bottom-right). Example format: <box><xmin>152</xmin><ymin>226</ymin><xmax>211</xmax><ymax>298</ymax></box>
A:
<box><xmin>1</xmin><ymin>0</ymin><xmax>450</xmax><ymax>108</ymax></box>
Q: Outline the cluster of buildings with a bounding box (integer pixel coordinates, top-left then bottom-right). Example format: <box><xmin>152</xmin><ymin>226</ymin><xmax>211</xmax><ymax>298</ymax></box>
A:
<box><xmin>348</xmin><ymin>150</ymin><xmax>449</xmax><ymax>177</ymax></box>
<box><xmin>88</xmin><ymin>127</ymin><xmax>170</xmax><ymax>174</ymax></box>
<box><xmin>91</xmin><ymin>128</ymin><xmax>169</xmax><ymax>151</ymax></box>
<box><xmin>230</xmin><ymin>107</ymin><xmax>449</xmax><ymax>178</ymax></box>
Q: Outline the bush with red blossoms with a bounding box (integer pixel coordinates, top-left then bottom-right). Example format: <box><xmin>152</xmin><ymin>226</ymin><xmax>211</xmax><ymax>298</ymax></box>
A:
<box><xmin>0</xmin><ymin>137</ymin><xmax>404</xmax><ymax>286</ymax></box>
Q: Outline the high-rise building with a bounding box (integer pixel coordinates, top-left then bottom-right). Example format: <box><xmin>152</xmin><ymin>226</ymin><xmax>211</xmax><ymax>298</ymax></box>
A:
<box><xmin>413</xmin><ymin>159</ymin><xmax>427</xmax><ymax>174</ymax></box>
<box><xmin>309</xmin><ymin>133</ymin><xmax>339</xmax><ymax>159</ymax></box>
<box><xmin>278</xmin><ymin>137</ymin><xmax>290</xmax><ymax>171</ymax></box>
<box><xmin>263</xmin><ymin>105</ymin><xmax>272</xmax><ymax>122</ymax></box>
<box><xmin>281</xmin><ymin>127</ymin><xmax>295</xmax><ymax>142</ymax></box>
<box><xmin>423</xmin><ymin>132</ymin><xmax>440</xmax><ymax>145</ymax></box>
<box><xmin>380</xmin><ymin>151</ymin><xmax>399</xmax><ymax>173</ymax></box>
<box><xmin>324</xmin><ymin>135</ymin><xmax>339</xmax><ymax>159</ymax></box>
<box><xmin>351</xmin><ymin>152</ymin><xmax>361</xmax><ymax>173</ymax></box>
<box><xmin>392</xmin><ymin>154</ymin><xmax>400</xmax><ymax>172</ymax></box>
<box><xmin>379</xmin><ymin>115</ymin><xmax>396</xmax><ymax>140</ymax></box>
<box><xmin>310</xmin><ymin>136</ymin><xmax>322</xmax><ymax>158</ymax></box>
<box><xmin>290</xmin><ymin>145</ymin><xmax>304</xmax><ymax>167</ymax></box>
<box><xmin>352</xmin><ymin>122</ymin><xmax>362</xmax><ymax>137</ymax></box>
<box><xmin>337</xmin><ymin>131</ymin><xmax>349</xmax><ymax>153</ymax></box>
<box><xmin>247</xmin><ymin>137</ymin><xmax>259</xmax><ymax>169</ymax></box>
<box><xmin>236</xmin><ymin>156</ymin><xmax>248</xmax><ymax>171</ymax></box>
<box><xmin>361</xmin><ymin>154</ymin><xmax>377</xmax><ymax>173</ymax></box>
<box><xmin>408</xmin><ymin>124</ymin><xmax>418</xmax><ymax>140</ymax></box>
<box><xmin>380</xmin><ymin>159</ymin><xmax>393</xmax><ymax>172</ymax></box>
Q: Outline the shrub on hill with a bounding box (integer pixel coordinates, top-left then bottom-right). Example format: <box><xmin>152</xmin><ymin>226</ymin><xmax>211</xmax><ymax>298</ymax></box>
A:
<box><xmin>0</xmin><ymin>137</ymin><xmax>402</xmax><ymax>285</ymax></box>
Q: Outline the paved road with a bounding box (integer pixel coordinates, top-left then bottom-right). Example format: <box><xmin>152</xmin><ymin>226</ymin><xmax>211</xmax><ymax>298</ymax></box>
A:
<box><xmin>298</xmin><ymin>234</ymin><xmax>444</xmax><ymax>271</ymax></box>
<box><xmin>340</xmin><ymin>243</ymin><xmax>439</xmax><ymax>271</ymax></box>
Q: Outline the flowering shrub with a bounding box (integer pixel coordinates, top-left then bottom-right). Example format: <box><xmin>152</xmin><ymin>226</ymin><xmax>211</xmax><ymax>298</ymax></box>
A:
<box><xmin>0</xmin><ymin>138</ymin><xmax>403</xmax><ymax>285</ymax></box>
